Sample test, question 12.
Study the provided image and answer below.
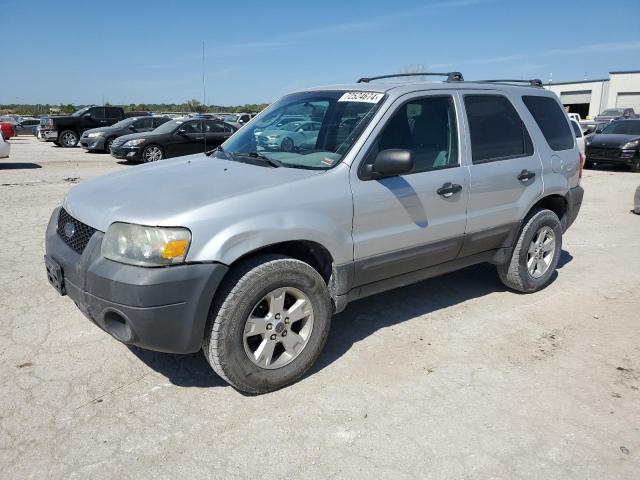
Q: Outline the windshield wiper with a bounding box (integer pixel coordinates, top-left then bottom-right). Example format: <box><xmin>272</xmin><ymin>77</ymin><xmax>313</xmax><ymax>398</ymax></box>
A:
<box><xmin>234</xmin><ymin>151</ymin><xmax>282</xmax><ymax>168</ymax></box>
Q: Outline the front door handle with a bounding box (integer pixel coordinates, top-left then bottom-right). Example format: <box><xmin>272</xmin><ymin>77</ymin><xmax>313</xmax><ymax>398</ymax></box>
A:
<box><xmin>437</xmin><ymin>182</ymin><xmax>463</xmax><ymax>198</ymax></box>
<box><xmin>517</xmin><ymin>169</ymin><xmax>536</xmax><ymax>182</ymax></box>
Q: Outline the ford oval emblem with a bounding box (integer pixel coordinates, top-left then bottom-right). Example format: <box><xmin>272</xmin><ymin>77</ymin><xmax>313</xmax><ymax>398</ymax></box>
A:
<box><xmin>64</xmin><ymin>222</ymin><xmax>76</xmax><ymax>238</ymax></box>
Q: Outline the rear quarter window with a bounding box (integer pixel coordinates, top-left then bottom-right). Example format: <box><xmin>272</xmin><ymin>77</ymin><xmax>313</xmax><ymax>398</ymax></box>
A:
<box><xmin>464</xmin><ymin>94</ymin><xmax>533</xmax><ymax>164</ymax></box>
<box><xmin>522</xmin><ymin>95</ymin><xmax>574</xmax><ymax>151</ymax></box>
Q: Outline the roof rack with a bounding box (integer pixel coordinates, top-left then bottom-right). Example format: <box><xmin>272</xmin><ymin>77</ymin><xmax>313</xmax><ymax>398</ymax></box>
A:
<box><xmin>357</xmin><ymin>72</ymin><xmax>464</xmax><ymax>83</ymax></box>
<box><xmin>475</xmin><ymin>79</ymin><xmax>543</xmax><ymax>88</ymax></box>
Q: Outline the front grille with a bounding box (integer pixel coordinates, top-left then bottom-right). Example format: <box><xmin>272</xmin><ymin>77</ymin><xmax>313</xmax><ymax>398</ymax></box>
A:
<box><xmin>587</xmin><ymin>147</ymin><xmax>620</xmax><ymax>159</ymax></box>
<box><xmin>57</xmin><ymin>208</ymin><xmax>97</xmax><ymax>254</ymax></box>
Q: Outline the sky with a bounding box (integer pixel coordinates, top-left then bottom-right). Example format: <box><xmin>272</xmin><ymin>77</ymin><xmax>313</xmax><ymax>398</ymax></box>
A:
<box><xmin>1</xmin><ymin>0</ymin><xmax>639</xmax><ymax>106</ymax></box>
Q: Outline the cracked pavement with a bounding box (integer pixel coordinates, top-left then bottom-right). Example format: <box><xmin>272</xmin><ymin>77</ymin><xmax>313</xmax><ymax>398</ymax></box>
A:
<box><xmin>1</xmin><ymin>137</ymin><xmax>639</xmax><ymax>478</ymax></box>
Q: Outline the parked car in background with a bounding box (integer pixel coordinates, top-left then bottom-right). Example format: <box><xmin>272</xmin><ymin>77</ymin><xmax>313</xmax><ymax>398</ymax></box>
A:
<box><xmin>80</xmin><ymin>116</ymin><xmax>171</xmax><ymax>152</ymax></box>
<box><xmin>38</xmin><ymin>106</ymin><xmax>127</xmax><ymax>147</ymax></box>
<box><xmin>1</xmin><ymin>121</ymin><xmax>16</xmax><ymax>140</ymax></box>
<box><xmin>14</xmin><ymin>117</ymin><xmax>40</xmax><ymax>135</ymax></box>
<box><xmin>571</xmin><ymin>119</ymin><xmax>585</xmax><ymax>156</ymax></box>
<box><xmin>0</xmin><ymin>129</ymin><xmax>10</xmax><ymax>158</ymax></box>
<box><xmin>45</xmin><ymin>76</ymin><xmax>583</xmax><ymax>393</ymax></box>
<box><xmin>110</xmin><ymin>118</ymin><xmax>236</xmax><ymax>162</ymax></box>
<box><xmin>255</xmin><ymin>120</ymin><xmax>322</xmax><ymax>152</ymax></box>
<box><xmin>585</xmin><ymin>119</ymin><xmax>640</xmax><ymax>172</ymax></box>
<box><xmin>568</xmin><ymin>113</ymin><xmax>581</xmax><ymax>123</ymax></box>
<box><xmin>594</xmin><ymin>107</ymin><xmax>636</xmax><ymax>124</ymax></box>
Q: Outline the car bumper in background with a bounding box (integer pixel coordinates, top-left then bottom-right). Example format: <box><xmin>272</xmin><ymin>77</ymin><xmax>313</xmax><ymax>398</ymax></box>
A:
<box><xmin>44</xmin><ymin>207</ymin><xmax>229</xmax><ymax>353</ymax></box>
<box><xmin>38</xmin><ymin>128</ymin><xmax>58</xmax><ymax>142</ymax></box>
<box><xmin>80</xmin><ymin>136</ymin><xmax>106</xmax><ymax>151</ymax></box>
<box><xmin>586</xmin><ymin>146</ymin><xmax>638</xmax><ymax>165</ymax></box>
<box><xmin>110</xmin><ymin>146</ymin><xmax>142</xmax><ymax>161</ymax></box>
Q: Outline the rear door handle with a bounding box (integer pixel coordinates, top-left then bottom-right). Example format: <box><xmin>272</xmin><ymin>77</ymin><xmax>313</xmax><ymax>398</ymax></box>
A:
<box><xmin>517</xmin><ymin>169</ymin><xmax>536</xmax><ymax>182</ymax></box>
<box><xmin>437</xmin><ymin>182</ymin><xmax>462</xmax><ymax>198</ymax></box>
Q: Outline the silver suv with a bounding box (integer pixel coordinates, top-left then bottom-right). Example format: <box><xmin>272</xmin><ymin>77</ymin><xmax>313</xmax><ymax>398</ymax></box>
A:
<box><xmin>45</xmin><ymin>73</ymin><xmax>584</xmax><ymax>393</ymax></box>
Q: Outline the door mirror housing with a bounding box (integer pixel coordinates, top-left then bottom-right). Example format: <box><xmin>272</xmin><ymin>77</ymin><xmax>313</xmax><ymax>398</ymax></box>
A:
<box><xmin>365</xmin><ymin>149</ymin><xmax>415</xmax><ymax>179</ymax></box>
<box><xmin>128</xmin><ymin>124</ymin><xmax>137</xmax><ymax>131</ymax></box>
<box><xmin>177</xmin><ymin>128</ymin><xmax>188</xmax><ymax>136</ymax></box>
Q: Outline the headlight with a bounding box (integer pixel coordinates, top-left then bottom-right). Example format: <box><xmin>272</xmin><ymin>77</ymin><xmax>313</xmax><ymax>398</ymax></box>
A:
<box><xmin>122</xmin><ymin>138</ymin><xmax>146</xmax><ymax>147</ymax></box>
<box><xmin>267</xmin><ymin>134</ymin><xmax>280</xmax><ymax>139</ymax></box>
<box><xmin>622</xmin><ymin>140</ymin><xmax>639</xmax><ymax>150</ymax></box>
<box><xmin>101</xmin><ymin>223</ymin><xmax>191</xmax><ymax>267</ymax></box>
<box><xmin>87</xmin><ymin>132</ymin><xmax>103</xmax><ymax>138</ymax></box>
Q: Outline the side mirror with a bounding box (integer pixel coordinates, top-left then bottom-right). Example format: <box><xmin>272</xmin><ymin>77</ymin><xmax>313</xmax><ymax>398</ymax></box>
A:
<box><xmin>128</xmin><ymin>124</ymin><xmax>136</xmax><ymax>131</ymax></box>
<box><xmin>366</xmin><ymin>149</ymin><xmax>414</xmax><ymax>178</ymax></box>
<box><xmin>177</xmin><ymin>128</ymin><xmax>188</xmax><ymax>135</ymax></box>
<box><xmin>595</xmin><ymin>128</ymin><xmax>603</xmax><ymax>134</ymax></box>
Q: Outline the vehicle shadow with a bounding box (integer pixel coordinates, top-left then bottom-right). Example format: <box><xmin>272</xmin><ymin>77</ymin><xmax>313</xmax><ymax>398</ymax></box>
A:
<box><xmin>0</xmin><ymin>162</ymin><xmax>42</xmax><ymax>170</ymax></box>
<box><xmin>127</xmin><ymin>347</ymin><xmax>227</xmax><ymax>388</ymax></box>
<box><xmin>130</xmin><ymin>252</ymin><xmax>573</xmax><ymax>390</ymax></box>
<box><xmin>116</xmin><ymin>160</ymin><xmax>140</xmax><ymax>166</ymax></box>
<box><xmin>587</xmin><ymin>164</ymin><xmax>631</xmax><ymax>173</ymax></box>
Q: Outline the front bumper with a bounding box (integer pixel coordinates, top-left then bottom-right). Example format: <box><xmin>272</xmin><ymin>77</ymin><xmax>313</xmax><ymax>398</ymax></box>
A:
<box><xmin>80</xmin><ymin>135</ymin><xmax>106</xmax><ymax>151</ymax></box>
<box><xmin>110</xmin><ymin>146</ymin><xmax>142</xmax><ymax>161</ymax></box>
<box><xmin>563</xmin><ymin>185</ymin><xmax>584</xmax><ymax>232</ymax></box>
<box><xmin>44</xmin><ymin>207</ymin><xmax>228</xmax><ymax>353</ymax></box>
<box><xmin>586</xmin><ymin>146</ymin><xmax>638</xmax><ymax>165</ymax></box>
<box><xmin>38</xmin><ymin>128</ymin><xmax>58</xmax><ymax>142</ymax></box>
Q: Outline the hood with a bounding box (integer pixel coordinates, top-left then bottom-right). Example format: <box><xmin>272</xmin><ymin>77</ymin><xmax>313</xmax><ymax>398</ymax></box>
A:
<box><xmin>63</xmin><ymin>154</ymin><xmax>321</xmax><ymax>231</ymax></box>
<box><xmin>587</xmin><ymin>133</ymin><xmax>640</xmax><ymax>147</ymax></box>
<box><xmin>83</xmin><ymin>126</ymin><xmax>114</xmax><ymax>136</ymax></box>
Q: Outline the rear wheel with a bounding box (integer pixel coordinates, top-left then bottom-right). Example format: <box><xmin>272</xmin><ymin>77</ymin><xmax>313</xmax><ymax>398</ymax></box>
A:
<box><xmin>498</xmin><ymin>209</ymin><xmax>562</xmax><ymax>293</ymax></box>
<box><xmin>142</xmin><ymin>145</ymin><xmax>163</xmax><ymax>162</ymax></box>
<box><xmin>59</xmin><ymin>130</ymin><xmax>79</xmax><ymax>148</ymax></box>
<box><xmin>202</xmin><ymin>255</ymin><xmax>332</xmax><ymax>394</ymax></box>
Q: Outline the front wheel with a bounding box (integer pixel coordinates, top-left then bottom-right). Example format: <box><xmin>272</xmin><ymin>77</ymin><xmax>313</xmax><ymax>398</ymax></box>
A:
<box><xmin>631</xmin><ymin>158</ymin><xmax>640</xmax><ymax>173</ymax></box>
<box><xmin>59</xmin><ymin>130</ymin><xmax>79</xmax><ymax>148</ymax></box>
<box><xmin>105</xmin><ymin>137</ymin><xmax>115</xmax><ymax>152</ymax></box>
<box><xmin>584</xmin><ymin>159</ymin><xmax>594</xmax><ymax>169</ymax></box>
<box><xmin>280</xmin><ymin>137</ymin><xmax>294</xmax><ymax>152</ymax></box>
<box><xmin>203</xmin><ymin>255</ymin><xmax>332</xmax><ymax>394</ymax></box>
<box><xmin>498</xmin><ymin>209</ymin><xmax>562</xmax><ymax>293</ymax></box>
<box><xmin>142</xmin><ymin>145</ymin><xmax>163</xmax><ymax>162</ymax></box>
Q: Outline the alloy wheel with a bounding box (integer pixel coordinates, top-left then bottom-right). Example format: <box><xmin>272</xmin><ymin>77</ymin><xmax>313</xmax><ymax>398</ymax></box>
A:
<box><xmin>143</xmin><ymin>146</ymin><xmax>162</xmax><ymax>162</ymax></box>
<box><xmin>527</xmin><ymin>226</ymin><xmax>556</xmax><ymax>278</ymax></box>
<box><xmin>61</xmin><ymin>132</ymin><xmax>77</xmax><ymax>147</ymax></box>
<box><xmin>243</xmin><ymin>287</ymin><xmax>314</xmax><ymax>369</ymax></box>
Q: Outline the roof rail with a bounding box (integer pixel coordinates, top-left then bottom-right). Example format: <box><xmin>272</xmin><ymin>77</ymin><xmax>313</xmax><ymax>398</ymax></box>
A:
<box><xmin>357</xmin><ymin>72</ymin><xmax>464</xmax><ymax>83</ymax></box>
<box><xmin>475</xmin><ymin>79</ymin><xmax>543</xmax><ymax>88</ymax></box>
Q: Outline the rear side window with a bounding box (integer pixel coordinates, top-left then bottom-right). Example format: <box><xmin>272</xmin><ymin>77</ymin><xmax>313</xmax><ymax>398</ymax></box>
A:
<box><xmin>464</xmin><ymin>95</ymin><xmax>533</xmax><ymax>164</ymax></box>
<box><xmin>522</xmin><ymin>96</ymin><xmax>574</xmax><ymax>151</ymax></box>
<box><xmin>106</xmin><ymin>107</ymin><xmax>122</xmax><ymax>119</ymax></box>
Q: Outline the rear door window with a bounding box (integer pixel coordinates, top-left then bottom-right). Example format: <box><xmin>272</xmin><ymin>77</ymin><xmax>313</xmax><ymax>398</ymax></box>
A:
<box><xmin>90</xmin><ymin>107</ymin><xmax>106</xmax><ymax>120</ymax></box>
<box><xmin>522</xmin><ymin>95</ymin><xmax>574</xmax><ymax>151</ymax></box>
<box><xmin>105</xmin><ymin>107</ymin><xmax>122</xmax><ymax>119</ymax></box>
<box><xmin>464</xmin><ymin>95</ymin><xmax>533</xmax><ymax>164</ymax></box>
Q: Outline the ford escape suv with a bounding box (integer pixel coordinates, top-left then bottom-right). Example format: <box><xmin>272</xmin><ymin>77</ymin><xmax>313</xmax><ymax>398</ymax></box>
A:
<box><xmin>45</xmin><ymin>73</ymin><xmax>584</xmax><ymax>394</ymax></box>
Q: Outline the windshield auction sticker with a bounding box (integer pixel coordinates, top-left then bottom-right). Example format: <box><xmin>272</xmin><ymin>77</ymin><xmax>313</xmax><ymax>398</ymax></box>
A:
<box><xmin>338</xmin><ymin>92</ymin><xmax>384</xmax><ymax>103</ymax></box>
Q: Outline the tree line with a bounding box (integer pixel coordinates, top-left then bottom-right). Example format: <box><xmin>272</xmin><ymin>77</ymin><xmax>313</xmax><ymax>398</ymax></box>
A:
<box><xmin>1</xmin><ymin>99</ymin><xmax>270</xmax><ymax>116</ymax></box>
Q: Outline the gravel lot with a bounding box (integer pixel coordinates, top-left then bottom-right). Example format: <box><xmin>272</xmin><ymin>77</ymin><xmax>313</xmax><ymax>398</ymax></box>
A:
<box><xmin>1</xmin><ymin>136</ymin><xmax>639</xmax><ymax>479</ymax></box>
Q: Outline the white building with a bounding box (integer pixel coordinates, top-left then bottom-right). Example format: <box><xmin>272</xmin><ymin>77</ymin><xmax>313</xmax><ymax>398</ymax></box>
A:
<box><xmin>544</xmin><ymin>70</ymin><xmax>640</xmax><ymax>119</ymax></box>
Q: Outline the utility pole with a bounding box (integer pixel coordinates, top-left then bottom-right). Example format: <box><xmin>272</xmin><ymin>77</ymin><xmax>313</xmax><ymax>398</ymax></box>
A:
<box><xmin>202</xmin><ymin>41</ymin><xmax>206</xmax><ymax>107</ymax></box>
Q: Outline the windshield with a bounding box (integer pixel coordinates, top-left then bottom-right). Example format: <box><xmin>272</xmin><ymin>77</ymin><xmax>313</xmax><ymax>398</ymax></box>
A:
<box><xmin>224</xmin><ymin>114</ymin><xmax>239</xmax><ymax>122</ymax></box>
<box><xmin>600</xmin><ymin>109</ymin><xmax>623</xmax><ymax>116</ymax></box>
<box><xmin>216</xmin><ymin>90</ymin><xmax>385</xmax><ymax>170</ymax></box>
<box><xmin>71</xmin><ymin>106</ymin><xmax>91</xmax><ymax>117</ymax></box>
<box><xmin>601</xmin><ymin>121</ymin><xmax>640</xmax><ymax>135</ymax></box>
<box><xmin>153</xmin><ymin>119</ymin><xmax>183</xmax><ymax>134</ymax></box>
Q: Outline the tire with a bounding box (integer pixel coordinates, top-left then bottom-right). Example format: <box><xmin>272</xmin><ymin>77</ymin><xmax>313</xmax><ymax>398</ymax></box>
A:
<box><xmin>584</xmin><ymin>159</ymin><xmax>594</xmax><ymax>169</ymax></box>
<box><xmin>142</xmin><ymin>145</ymin><xmax>163</xmax><ymax>162</ymax></box>
<box><xmin>59</xmin><ymin>130</ymin><xmax>79</xmax><ymax>148</ymax></box>
<box><xmin>203</xmin><ymin>254</ymin><xmax>332</xmax><ymax>394</ymax></box>
<box><xmin>498</xmin><ymin>209</ymin><xmax>562</xmax><ymax>293</ymax></box>
<box><xmin>105</xmin><ymin>137</ymin><xmax>115</xmax><ymax>152</ymax></box>
<box><xmin>631</xmin><ymin>158</ymin><xmax>640</xmax><ymax>173</ymax></box>
<box><xmin>280</xmin><ymin>137</ymin><xmax>294</xmax><ymax>152</ymax></box>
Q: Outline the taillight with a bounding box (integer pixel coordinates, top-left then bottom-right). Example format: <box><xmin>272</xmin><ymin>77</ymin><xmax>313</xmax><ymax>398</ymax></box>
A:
<box><xmin>578</xmin><ymin>152</ymin><xmax>584</xmax><ymax>182</ymax></box>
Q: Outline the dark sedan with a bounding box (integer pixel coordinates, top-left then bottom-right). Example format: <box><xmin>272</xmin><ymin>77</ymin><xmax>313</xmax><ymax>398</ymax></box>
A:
<box><xmin>110</xmin><ymin>118</ymin><xmax>236</xmax><ymax>162</ymax></box>
<box><xmin>80</xmin><ymin>116</ymin><xmax>170</xmax><ymax>152</ymax></box>
<box><xmin>585</xmin><ymin>119</ymin><xmax>640</xmax><ymax>172</ymax></box>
